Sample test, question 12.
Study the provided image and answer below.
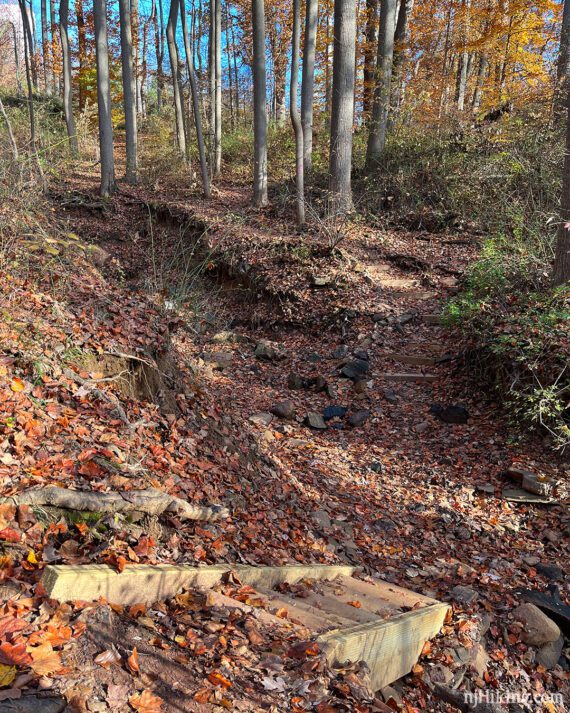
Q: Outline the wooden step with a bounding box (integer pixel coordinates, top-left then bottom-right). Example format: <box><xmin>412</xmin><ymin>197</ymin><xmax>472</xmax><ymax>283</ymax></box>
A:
<box><xmin>383</xmin><ymin>354</ymin><xmax>439</xmax><ymax>366</ymax></box>
<box><xmin>381</xmin><ymin>372</ymin><xmax>438</xmax><ymax>383</ymax></box>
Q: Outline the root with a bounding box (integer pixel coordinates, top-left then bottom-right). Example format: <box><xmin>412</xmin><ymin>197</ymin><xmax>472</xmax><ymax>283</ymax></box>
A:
<box><xmin>2</xmin><ymin>487</ymin><xmax>229</xmax><ymax>522</ymax></box>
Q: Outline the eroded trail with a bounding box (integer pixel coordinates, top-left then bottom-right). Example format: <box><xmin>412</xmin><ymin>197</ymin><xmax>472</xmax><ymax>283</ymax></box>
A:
<box><xmin>46</xmin><ymin>172</ymin><xmax>569</xmax><ymax>710</ymax></box>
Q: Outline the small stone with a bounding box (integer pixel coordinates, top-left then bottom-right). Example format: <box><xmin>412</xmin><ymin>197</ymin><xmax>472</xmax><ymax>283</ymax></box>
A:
<box><xmin>340</xmin><ymin>359</ymin><xmax>370</xmax><ymax>380</ymax></box>
<box><xmin>323</xmin><ymin>405</ymin><xmax>348</xmax><ymax>421</ymax></box>
<box><xmin>312</xmin><ymin>275</ymin><xmax>331</xmax><ymax>287</ymax></box>
<box><xmin>513</xmin><ymin>603</ymin><xmax>560</xmax><ymax>646</ymax></box>
<box><xmin>312</xmin><ymin>375</ymin><xmax>328</xmax><ymax>392</ymax></box>
<box><xmin>312</xmin><ymin>510</ymin><xmax>332</xmax><ymax>529</ymax></box>
<box><xmin>304</xmin><ymin>412</ymin><xmax>327</xmax><ymax>430</ymax></box>
<box><xmin>270</xmin><ymin>400</ymin><xmax>296</xmax><ymax>419</ymax></box>
<box><xmin>333</xmin><ymin>345</ymin><xmax>350</xmax><ymax>359</ymax></box>
<box><xmin>372</xmin><ymin>312</ymin><xmax>387</xmax><ymax>323</ymax></box>
<box><xmin>353</xmin><ymin>379</ymin><xmax>368</xmax><ymax>394</ymax></box>
<box><xmin>353</xmin><ymin>349</ymin><xmax>369</xmax><ymax>361</ymax></box>
<box><xmin>475</xmin><ymin>482</ymin><xmax>495</xmax><ymax>494</ymax></box>
<box><xmin>249</xmin><ymin>412</ymin><xmax>274</xmax><ymax>427</ymax></box>
<box><xmin>287</xmin><ymin>372</ymin><xmax>305</xmax><ymax>390</ymax></box>
<box><xmin>450</xmin><ymin>585</ymin><xmax>478</xmax><ymax>606</ymax></box>
<box><xmin>429</xmin><ymin>404</ymin><xmax>469</xmax><ymax>424</ymax></box>
<box><xmin>381</xmin><ymin>686</ymin><xmax>402</xmax><ymax>706</ymax></box>
<box><xmin>370</xmin><ymin>461</ymin><xmax>383</xmax><ymax>473</ymax></box>
<box><xmin>535</xmin><ymin>563</ymin><xmax>564</xmax><ymax>581</ymax></box>
<box><xmin>305</xmin><ymin>352</ymin><xmax>321</xmax><ymax>363</ymax></box>
<box><xmin>374</xmin><ymin>518</ymin><xmax>396</xmax><ymax>531</ymax></box>
<box><xmin>430</xmin><ymin>665</ymin><xmax>454</xmax><ymax>685</ymax></box>
<box><xmin>414</xmin><ymin>421</ymin><xmax>430</xmax><ymax>434</ymax></box>
<box><xmin>455</xmin><ymin>526</ymin><xmax>472</xmax><ymax>541</ymax></box>
<box><xmin>348</xmin><ymin>410</ymin><xmax>370</xmax><ymax>427</ymax></box>
<box><xmin>212</xmin><ymin>330</ymin><xmax>246</xmax><ymax>344</ymax></box>
<box><xmin>383</xmin><ymin>388</ymin><xmax>398</xmax><ymax>404</ymax></box>
<box><xmin>543</xmin><ymin>529</ymin><xmax>561</xmax><ymax>544</ymax></box>
<box><xmin>522</xmin><ymin>555</ymin><xmax>541</xmax><ymax>567</ymax></box>
<box><xmin>201</xmin><ymin>351</ymin><xmax>233</xmax><ymax>370</ymax></box>
<box><xmin>536</xmin><ymin>635</ymin><xmax>564</xmax><ymax>669</ymax></box>
<box><xmin>255</xmin><ymin>340</ymin><xmax>287</xmax><ymax>361</ymax></box>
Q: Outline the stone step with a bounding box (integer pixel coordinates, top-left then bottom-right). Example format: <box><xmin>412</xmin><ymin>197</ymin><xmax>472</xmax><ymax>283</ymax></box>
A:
<box><xmin>381</xmin><ymin>373</ymin><xmax>438</xmax><ymax>383</ymax></box>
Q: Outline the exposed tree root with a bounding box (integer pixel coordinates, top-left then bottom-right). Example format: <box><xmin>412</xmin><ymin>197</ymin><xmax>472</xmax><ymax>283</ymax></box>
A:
<box><xmin>2</xmin><ymin>487</ymin><xmax>229</xmax><ymax>522</ymax></box>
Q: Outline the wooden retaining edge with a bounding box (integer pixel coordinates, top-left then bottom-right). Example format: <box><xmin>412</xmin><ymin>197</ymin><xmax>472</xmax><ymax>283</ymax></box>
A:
<box><xmin>318</xmin><ymin>602</ymin><xmax>450</xmax><ymax>691</ymax></box>
<box><xmin>383</xmin><ymin>354</ymin><xmax>439</xmax><ymax>366</ymax></box>
<box><xmin>381</xmin><ymin>373</ymin><xmax>438</xmax><ymax>383</ymax></box>
<box><xmin>41</xmin><ymin>563</ymin><xmax>356</xmax><ymax>605</ymax></box>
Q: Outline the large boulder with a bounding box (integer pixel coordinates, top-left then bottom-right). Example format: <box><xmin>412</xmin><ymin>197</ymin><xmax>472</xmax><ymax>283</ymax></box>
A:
<box><xmin>513</xmin><ymin>603</ymin><xmax>560</xmax><ymax>647</ymax></box>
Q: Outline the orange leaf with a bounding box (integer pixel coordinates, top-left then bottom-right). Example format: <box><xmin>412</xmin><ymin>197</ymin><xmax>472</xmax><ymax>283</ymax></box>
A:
<box><xmin>207</xmin><ymin>671</ymin><xmax>232</xmax><ymax>688</ymax></box>
<box><xmin>129</xmin><ymin>689</ymin><xmax>163</xmax><ymax>712</ymax></box>
<box><xmin>127</xmin><ymin>647</ymin><xmax>140</xmax><ymax>674</ymax></box>
<box><xmin>128</xmin><ymin>604</ymin><xmax>147</xmax><ymax>619</ymax></box>
<box><xmin>346</xmin><ymin>600</ymin><xmax>361</xmax><ymax>608</ymax></box>
<box><xmin>0</xmin><ymin>616</ymin><xmax>28</xmax><ymax>639</ymax></box>
<box><xmin>0</xmin><ymin>643</ymin><xmax>32</xmax><ymax>667</ymax></box>
<box><xmin>10</xmin><ymin>379</ymin><xmax>25</xmax><ymax>393</ymax></box>
<box><xmin>27</xmin><ymin>643</ymin><xmax>62</xmax><ymax>676</ymax></box>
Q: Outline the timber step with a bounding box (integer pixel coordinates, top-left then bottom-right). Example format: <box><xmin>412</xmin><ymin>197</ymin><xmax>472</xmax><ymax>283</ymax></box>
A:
<box><xmin>381</xmin><ymin>372</ymin><xmax>438</xmax><ymax>383</ymax></box>
<box><xmin>41</xmin><ymin>563</ymin><xmax>449</xmax><ymax>692</ymax></box>
<box><xmin>383</xmin><ymin>353</ymin><xmax>440</xmax><ymax>366</ymax></box>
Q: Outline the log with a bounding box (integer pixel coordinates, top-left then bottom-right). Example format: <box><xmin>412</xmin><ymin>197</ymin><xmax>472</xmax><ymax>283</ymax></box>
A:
<box><xmin>1</xmin><ymin>487</ymin><xmax>228</xmax><ymax>522</ymax></box>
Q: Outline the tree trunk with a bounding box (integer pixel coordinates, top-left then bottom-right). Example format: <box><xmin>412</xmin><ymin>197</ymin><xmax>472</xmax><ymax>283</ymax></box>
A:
<box><xmin>391</xmin><ymin>0</ymin><xmax>413</xmax><ymax>116</ymax></box>
<box><xmin>214</xmin><ymin>0</ymin><xmax>222</xmax><ymax>176</ymax></box>
<box><xmin>119</xmin><ymin>0</ymin><xmax>138</xmax><ymax>183</ymax></box>
<box><xmin>180</xmin><ymin>0</ymin><xmax>211</xmax><ymax>197</ymax></box>
<box><xmin>18</xmin><ymin>0</ymin><xmax>39</xmax><ymax>155</ymax></box>
<box><xmin>93</xmin><ymin>0</ymin><xmax>116</xmax><ymax>197</ymax></box>
<box><xmin>325</xmin><ymin>11</ymin><xmax>332</xmax><ymax>117</ymax></box>
<box><xmin>50</xmin><ymin>0</ymin><xmax>59</xmax><ymax>95</ymax></box>
<box><xmin>11</xmin><ymin>21</ymin><xmax>23</xmax><ymax>94</ymax></box>
<box><xmin>153</xmin><ymin>0</ymin><xmax>164</xmax><ymax>112</ymax></box>
<box><xmin>131</xmin><ymin>0</ymin><xmax>141</xmax><ymax>114</ymax></box>
<box><xmin>224</xmin><ymin>0</ymin><xmax>234</xmax><ymax>129</ymax></box>
<box><xmin>471</xmin><ymin>52</ymin><xmax>487</xmax><ymax>110</ymax></box>
<box><xmin>362</xmin><ymin>0</ymin><xmax>377</xmax><ymax>119</ymax></box>
<box><xmin>329</xmin><ymin>0</ymin><xmax>356</xmax><ymax>213</ymax></box>
<box><xmin>21</xmin><ymin>0</ymin><xmax>38</xmax><ymax>90</ymax></box>
<box><xmin>59</xmin><ymin>0</ymin><xmax>79</xmax><ymax>157</ymax></box>
<box><xmin>555</xmin><ymin>0</ymin><xmax>570</xmax><ymax>120</ymax></box>
<box><xmin>0</xmin><ymin>96</ymin><xmax>19</xmax><ymax>161</ymax></box>
<box><xmin>41</xmin><ymin>0</ymin><xmax>50</xmax><ymax>91</ymax></box>
<box><xmin>230</xmin><ymin>12</ymin><xmax>240</xmax><ymax>124</ymax></box>
<box><xmin>554</xmin><ymin>94</ymin><xmax>570</xmax><ymax>284</ymax></box>
<box><xmin>252</xmin><ymin>0</ymin><xmax>268</xmax><ymax>206</ymax></box>
<box><xmin>366</xmin><ymin>0</ymin><xmax>397</xmax><ymax>169</ymax></box>
<box><xmin>301</xmin><ymin>0</ymin><xmax>318</xmax><ymax>174</ymax></box>
<box><xmin>75</xmin><ymin>0</ymin><xmax>87</xmax><ymax>111</ymax></box>
<box><xmin>166</xmin><ymin>0</ymin><xmax>186</xmax><ymax>157</ymax></box>
<box><xmin>291</xmin><ymin>0</ymin><xmax>304</xmax><ymax>227</ymax></box>
<box><xmin>456</xmin><ymin>0</ymin><xmax>470</xmax><ymax>111</ymax></box>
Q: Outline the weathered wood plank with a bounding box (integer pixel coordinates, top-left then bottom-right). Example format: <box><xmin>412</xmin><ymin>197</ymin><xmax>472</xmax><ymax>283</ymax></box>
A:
<box><xmin>383</xmin><ymin>354</ymin><xmax>439</xmax><ymax>366</ymax></box>
<box><xmin>41</xmin><ymin>563</ymin><xmax>355</xmax><ymax>605</ymax></box>
<box><xmin>318</xmin><ymin>603</ymin><xmax>450</xmax><ymax>691</ymax></box>
<box><xmin>323</xmin><ymin>575</ymin><xmax>435</xmax><ymax>613</ymax></box>
<box><xmin>381</xmin><ymin>373</ymin><xmax>438</xmax><ymax>383</ymax></box>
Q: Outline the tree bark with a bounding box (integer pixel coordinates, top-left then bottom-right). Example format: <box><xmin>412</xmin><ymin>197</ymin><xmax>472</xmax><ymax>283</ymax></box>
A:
<box><xmin>131</xmin><ymin>0</ymin><xmax>141</xmax><ymax>114</ymax></box>
<box><xmin>93</xmin><ymin>0</ymin><xmax>116</xmax><ymax>197</ymax></box>
<box><xmin>554</xmin><ymin>94</ymin><xmax>570</xmax><ymax>284</ymax></box>
<box><xmin>0</xmin><ymin>96</ymin><xmax>19</xmax><ymax>161</ymax></box>
<box><xmin>555</xmin><ymin>0</ymin><xmax>570</xmax><ymax>120</ymax></box>
<box><xmin>41</xmin><ymin>0</ymin><xmax>51</xmax><ymax>92</ymax></box>
<box><xmin>214</xmin><ymin>0</ymin><xmax>222</xmax><ymax>176</ymax></box>
<box><xmin>59</xmin><ymin>0</ymin><xmax>79</xmax><ymax>157</ymax></box>
<box><xmin>391</xmin><ymin>0</ymin><xmax>413</xmax><ymax>116</ymax></box>
<box><xmin>18</xmin><ymin>0</ymin><xmax>40</xmax><ymax>159</ymax></box>
<box><xmin>50</xmin><ymin>0</ymin><xmax>58</xmax><ymax>95</ymax></box>
<box><xmin>366</xmin><ymin>0</ymin><xmax>397</xmax><ymax>169</ymax></box>
<box><xmin>251</xmin><ymin>0</ymin><xmax>268</xmax><ymax>206</ymax></box>
<box><xmin>75</xmin><ymin>0</ymin><xmax>87</xmax><ymax>111</ymax></box>
<box><xmin>118</xmin><ymin>0</ymin><xmax>138</xmax><ymax>183</ymax></box>
<box><xmin>301</xmin><ymin>0</ymin><xmax>318</xmax><ymax>174</ymax></box>
<box><xmin>11</xmin><ymin>22</ymin><xmax>23</xmax><ymax>94</ymax></box>
<box><xmin>456</xmin><ymin>0</ymin><xmax>470</xmax><ymax>111</ymax></box>
<box><xmin>362</xmin><ymin>0</ymin><xmax>378</xmax><ymax>119</ymax></box>
<box><xmin>291</xmin><ymin>0</ymin><xmax>305</xmax><ymax>227</ymax></box>
<box><xmin>180</xmin><ymin>0</ymin><xmax>211</xmax><ymax>197</ymax></box>
<box><xmin>166</xmin><ymin>0</ymin><xmax>186</xmax><ymax>157</ymax></box>
<box><xmin>471</xmin><ymin>52</ymin><xmax>488</xmax><ymax>110</ymax></box>
<box><xmin>329</xmin><ymin>0</ymin><xmax>356</xmax><ymax>214</ymax></box>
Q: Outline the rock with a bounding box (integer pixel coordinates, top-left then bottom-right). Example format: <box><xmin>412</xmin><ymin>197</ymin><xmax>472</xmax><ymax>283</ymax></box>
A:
<box><xmin>370</xmin><ymin>461</ymin><xmax>383</xmax><ymax>473</ymax></box>
<box><xmin>249</xmin><ymin>412</ymin><xmax>274</xmax><ymax>427</ymax></box>
<box><xmin>255</xmin><ymin>340</ymin><xmax>287</xmax><ymax>361</ymax></box>
<box><xmin>429</xmin><ymin>403</ymin><xmax>469</xmax><ymax>424</ymax></box>
<box><xmin>536</xmin><ymin>635</ymin><xmax>564</xmax><ymax>669</ymax></box>
<box><xmin>353</xmin><ymin>379</ymin><xmax>368</xmax><ymax>394</ymax></box>
<box><xmin>470</xmin><ymin>643</ymin><xmax>490</xmax><ymax>677</ymax></box>
<box><xmin>535</xmin><ymin>563</ymin><xmax>564</xmax><ymax>581</ymax></box>
<box><xmin>323</xmin><ymin>405</ymin><xmax>348</xmax><ymax>421</ymax></box>
<box><xmin>450</xmin><ymin>585</ymin><xmax>478</xmax><ymax>606</ymax></box>
<box><xmin>522</xmin><ymin>555</ymin><xmax>541</xmax><ymax>567</ymax></box>
<box><xmin>430</xmin><ymin>665</ymin><xmax>454</xmax><ymax>685</ymax></box>
<box><xmin>455</xmin><ymin>526</ymin><xmax>472</xmax><ymax>541</ymax></box>
<box><xmin>383</xmin><ymin>388</ymin><xmax>398</xmax><ymax>404</ymax></box>
<box><xmin>340</xmin><ymin>359</ymin><xmax>370</xmax><ymax>380</ymax></box>
<box><xmin>212</xmin><ymin>330</ymin><xmax>246</xmax><ymax>344</ymax></box>
<box><xmin>270</xmin><ymin>400</ymin><xmax>295</xmax><ymax>419</ymax></box>
<box><xmin>304</xmin><ymin>412</ymin><xmax>327</xmax><ymax>430</ymax></box>
<box><xmin>513</xmin><ymin>603</ymin><xmax>561</xmax><ymax>646</ymax></box>
<box><xmin>312</xmin><ymin>510</ymin><xmax>332</xmax><ymax>529</ymax></box>
<box><xmin>353</xmin><ymin>349</ymin><xmax>369</xmax><ymax>361</ymax></box>
<box><xmin>475</xmin><ymin>482</ymin><xmax>495</xmax><ymax>494</ymax></box>
<box><xmin>348</xmin><ymin>410</ymin><xmax>370</xmax><ymax>427</ymax></box>
<box><xmin>312</xmin><ymin>375</ymin><xmax>328</xmax><ymax>392</ymax></box>
<box><xmin>312</xmin><ymin>275</ymin><xmax>331</xmax><ymax>287</ymax></box>
<box><xmin>287</xmin><ymin>372</ymin><xmax>305</xmax><ymax>390</ymax></box>
<box><xmin>543</xmin><ymin>529</ymin><xmax>561</xmax><ymax>544</ymax></box>
<box><xmin>333</xmin><ymin>345</ymin><xmax>350</xmax><ymax>359</ymax></box>
<box><xmin>502</xmin><ymin>487</ymin><xmax>554</xmax><ymax>505</ymax></box>
<box><xmin>305</xmin><ymin>352</ymin><xmax>321</xmax><ymax>363</ymax></box>
<box><xmin>414</xmin><ymin>421</ymin><xmax>430</xmax><ymax>434</ymax></box>
<box><xmin>374</xmin><ymin>518</ymin><xmax>396</xmax><ymax>531</ymax></box>
<box><xmin>0</xmin><ymin>697</ymin><xmax>67</xmax><ymax>713</ymax></box>
<box><xmin>201</xmin><ymin>351</ymin><xmax>233</xmax><ymax>370</ymax></box>
<box><xmin>381</xmin><ymin>686</ymin><xmax>402</xmax><ymax>706</ymax></box>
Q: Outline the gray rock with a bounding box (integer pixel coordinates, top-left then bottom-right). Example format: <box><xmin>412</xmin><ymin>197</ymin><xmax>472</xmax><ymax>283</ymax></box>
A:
<box><xmin>513</xmin><ymin>603</ymin><xmax>561</xmax><ymax>646</ymax></box>
<box><xmin>353</xmin><ymin>349</ymin><xmax>369</xmax><ymax>361</ymax></box>
<box><xmin>348</xmin><ymin>410</ymin><xmax>370</xmax><ymax>427</ymax></box>
<box><xmin>370</xmin><ymin>461</ymin><xmax>383</xmax><ymax>473</ymax></box>
<box><xmin>287</xmin><ymin>372</ymin><xmax>305</xmax><ymax>390</ymax></box>
<box><xmin>475</xmin><ymin>482</ymin><xmax>495</xmax><ymax>494</ymax></box>
<box><xmin>536</xmin><ymin>635</ymin><xmax>564</xmax><ymax>669</ymax></box>
<box><xmin>353</xmin><ymin>379</ymin><xmax>368</xmax><ymax>394</ymax></box>
<box><xmin>1</xmin><ymin>698</ymin><xmax>67</xmax><ymax>713</ymax></box>
<box><xmin>323</xmin><ymin>405</ymin><xmax>348</xmax><ymax>421</ymax></box>
<box><xmin>212</xmin><ymin>330</ymin><xmax>246</xmax><ymax>344</ymax></box>
<box><xmin>450</xmin><ymin>585</ymin><xmax>479</xmax><ymax>606</ymax></box>
<box><xmin>249</xmin><ymin>412</ymin><xmax>274</xmax><ymax>427</ymax></box>
<box><xmin>312</xmin><ymin>275</ymin><xmax>331</xmax><ymax>287</ymax></box>
<box><xmin>535</xmin><ymin>562</ymin><xmax>564</xmax><ymax>581</ymax></box>
<box><xmin>340</xmin><ymin>359</ymin><xmax>370</xmax><ymax>380</ymax></box>
<box><xmin>270</xmin><ymin>400</ymin><xmax>296</xmax><ymax>419</ymax></box>
<box><xmin>305</xmin><ymin>412</ymin><xmax>327</xmax><ymax>430</ymax></box>
<box><xmin>312</xmin><ymin>510</ymin><xmax>332</xmax><ymax>529</ymax></box>
<box><xmin>414</xmin><ymin>420</ymin><xmax>430</xmax><ymax>434</ymax></box>
<box><xmin>522</xmin><ymin>555</ymin><xmax>541</xmax><ymax>567</ymax></box>
<box><xmin>255</xmin><ymin>340</ymin><xmax>287</xmax><ymax>361</ymax></box>
<box><xmin>333</xmin><ymin>345</ymin><xmax>350</xmax><ymax>359</ymax></box>
<box><xmin>383</xmin><ymin>388</ymin><xmax>398</xmax><ymax>404</ymax></box>
<box><xmin>455</xmin><ymin>526</ymin><xmax>472</xmax><ymax>541</ymax></box>
<box><xmin>312</xmin><ymin>375</ymin><xmax>328</xmax><ymax>392</ymax></box>
<box><xmin>381</xmin><ymin>686</ymin><xmax>402</xmax><ymax>706</ymax></box>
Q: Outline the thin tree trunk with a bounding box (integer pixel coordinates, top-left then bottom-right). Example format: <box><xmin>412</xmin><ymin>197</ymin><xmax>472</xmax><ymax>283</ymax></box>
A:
<box><xmin>291</xmin><ymin>0</ymin><xmax>304</xmax><ymax>227</ymax></box>
<box><xmin>22</xmin><ymin>0</ymin><xmax>38</xmax><ymax>90</ymax></box>
<box><xmin>366</xmin><ymin>0</ymin><xmax>397</xmax><ymax>168</ymax></box>
<box><xmin>180</xmin><ymin>0</ymin><xmax>211</xmax><ymax>197</ymax></box>
<box><xmin>119</xmin><ymin>0</ymin><xmax>138</xmax><ymax>183</ymax></box>
<box><xmin>391</xmin><ymin>0</ymin><xmax>413</xmax><ymax>116</ymax></box>
<box><xmin>555</xmin><ymin>0</ymin><xmax>570</xmax><ymax>120</ymax></box>
<box><xmin>50</xmin><ymin>0</ymin><xmax>58</xmax><ymax>94</ymax></box>
<box><xmin>59</xmin><ymin>0</ymin><xmax>79</xmax><ymax>157</ymax></box>
<box><xmin>11</xmin><ymin>22</ymin><xmax>23</xmax><ymax>94</ymax></box>
<box><xmin>75</xmin><ymin>0</ymin><xmax>86</xmax><ymax>111</ymax></box>
<box><xmin>214</xmin><ymin>0</ymin><xmax>222</xmax><ymax>175</ymax></box>
<box><xmin>438</xmin><ymin>0</ymin><xmax>453</xmax><ymax>117</ymax></box>
<box><xmin>230</xmin><ymin>11</ymin><xmax>240</xmax><ymax>125</ymax></box>
<box><xmin>131</xmin><ymin>0</ymin><xmax>141</xmax><ymax>114</ymax></box>
<box><xmin>554</xmin><ymin>92</ymin><xmax>570</xmax><ymax>284</ymax></box>
<box><xmin>93</xmin><ymin>0</ymin><xmax>116</xmax><ymax>196</ymax></box>
<box><xmin>301</xmin><ymin>0</ymin><xmax>318</xmax><ymax>174</ymax></box>
<box><xmin>141</xmin><ymin>13</ymin><xmax>151</xmax><ymax>116</ymax></box>
<box><xmin>153</xmin><ymin>0</ymin><xmax>164</xmax><ymax>112</ymax></box>
<box><xmin>41</xmin><ymin>0</ymin><xmax>50</xmax><ymax>91</ymax></box>
<box><xmin>329</xmin><ymin>0</ymin><xmax>356</xmax><ymax>213</ymax></box>
<box><xmin>471</xmin><ymin>52</ymin><xmax>487</xmax><ymax>110</ymax></box>
<box><xmin>456</xmin><ymin>0</ymin><xmax>470</xmax><ymax>111</ymax></box>
<box><xmin>325</xmin><ymin>11</ymin><xmax>332</xmax><ymax>117</ymax></box>
<box><xmin>224</xmin><ymin>1</ymin><xmax>234</xmax><ymax>129</ymax></box>
<box><xmin>362</xmin><ymin>0</ymin><xmax>378</xmax><ymax>119</ymax></box>
<box><xmin>208</xmin><ymin>0</ymin><xmax>215</xmax><ymax>172</ymax></box>
<box><xmin>166</xmin><ymin>0</ymin><xmax>186</xmax><ymax>157</ymax></box>
<box><xmin>252</xmin><ymin>0</ymin><xmax>268</xmax><ymax>206</ymax></box>
<box><xmin>0</xmin><ymin>96</ymin><xmax>19</xmax><ymax>161</ymax></box>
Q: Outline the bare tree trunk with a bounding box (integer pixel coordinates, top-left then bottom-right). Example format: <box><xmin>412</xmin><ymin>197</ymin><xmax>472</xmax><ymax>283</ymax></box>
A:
<box><xmin>230</xmin><ymin>12</ymin><xmax>240</xmax><ymax>124</ymax></box>
<box><xmin>75</xmin><ymin>0</ymin><xmax>86</xmax><ymax>111</ymax></box>
<box><xmin>291</xmin><ymin>0</ymin><xmax>304</xmax><ymax>227</ymax></box>
<box><xmin>93</xmin><ymin>0</ymin><xmax>116</xmax><ymax>197</ymax></box>
<box><xmin>456</xmin><ymin>0</ymin><xmax>470</xmax><ymax>111</ymax></box>
<box><xmin>131</xmin><ymin>0</ymin><xmax>142</xmax><ymax>114</ymax></box>
<box><xmin>224</xmin><ymin>1</ymin><xmax>234</xmax><ymax>129</ymax></box>
<box><xmin>59</xmin><ymin>0</ymin><xmax>79</xmax><ymax>157</ymax></box>
<box><xmin>0</xmin><ymin>96</ymin><xmax>19</xmax><ymax>161</ymax></box>
<box><xmin>41</xmin><ymin>0</ymin><xmax>50</xmax><ymax>91</ymax></box>
<box><xmin>554</xmin><ymin>88</ymin><xmax>570</xmax><ymax>284</ymax></box>
<box><xmin>471</xmin><ymin>52</ymin><xmax>487</xmax><ymax>110</ymax></box>
<box><xmin>22</xmin><ymin>0</ymin><xmax>38</xmax><ymax>90</ymax></box>
<box><xmin>166</xmin><ymin>0</ymin><xmax>186</xmax><ymax>157</ymax></box>
<box><xmin>50</xmin><ymin>0</ymin><xmax>58</xmax><ymax>95</ymax></box>
<box><xmin>119</xmin><ymin>0</ymin><xmax>138</xmax><ymax>183</ymax></box>
<box><xmin>141</xmin><ymin>13</ymin><xmax>151</xmax><ymax>116</ymax></box>
<box><xmin>180</xmin><ymin>0</ymin><xmax>211</xmax><ymax>197</ymax></box>
<box><xmin>366</xmin><ymin>0</ymin><xmax>397</xmax><ymax>168</ymax></box>
<box><xmin>214</xmin><ymin>0</ymin><xmax>222</xmax><ymax>176</ymax></box>
<box><xmin>18</xmin><ymin>0</ymin><xmax>38</xmax><ymax>151</ymax></box>
<box><xmin>153</xmin><ymin>0</ymin><xmax>164</xmax><ymax>112</ymax></box>
<box><xmin>555</xmin><ymin>0</ymin><xmax>570</xmax><ymax>121</ymax></box>
<box><xmin>362</xmin><ymin>0</ymin><xmax>377</xmax><ymax>119</ymax></box>
<box><xmin>252</xmin><ymin>0</ymin><xmax>268</xmax><ymax>206</ymax></box>
<box><xmin>329</xmin><ymin>0</ymin><xmax>356</xmax><ymax>214</ymax></box>
<box><xmin>325</xmin><ymin>11</ymin><xmax>332</xmax><ymax>117</ymax></box>
<box><xmin>301</xmin><ymin>0</ymin><xmax>318</xmax><ymax>174</ymax></box>
<box><xmin>391</xmin><ymin>0</ymin><xmax>413</xmax><ymax>116</ymax></box>
<box><xmin>11</xmin><ymin>22</ymin><xmax>23</xmax><ymax>94</ymax></box>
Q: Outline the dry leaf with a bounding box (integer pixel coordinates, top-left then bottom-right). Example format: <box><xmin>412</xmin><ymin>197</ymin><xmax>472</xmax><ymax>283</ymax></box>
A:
<box><xmin>129</xmin><ymin>689</ymin><xmax>163</xmax><ymax>712</ymax></box>
<box><xmin>10</xmin><ymin>379</ymin><xmax>25</xmax><ymax>393</ymax></box>
<box><xmin>127</xmin><ymin>646</ymin><xmax>140</xmax><ymax>674</ymax></box>
<box><xmin>28</xmin><ymin>644</ymin><xmax>62</xmax><ymax>676</ymax></box>
<box><xmin>207</xmin><ymin>671</ymin><xmax>232</xmax><ymax>688</ymax></box>
<box><xmin>0</xmin><ymin>643</ymin><xmax>32</xmax><ymax>667</ymax></box>
<box><xmin>0</xmin><ymin>664</ymin><xmax>16</xmax><ymax>688</ymax></box>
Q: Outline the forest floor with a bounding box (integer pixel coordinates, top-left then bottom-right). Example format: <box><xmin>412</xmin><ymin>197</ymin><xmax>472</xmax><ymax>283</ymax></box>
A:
<box><xmin>0</xmin><ymin>159</ymin><xmax>568</xmax><ymax>712</ymax></box>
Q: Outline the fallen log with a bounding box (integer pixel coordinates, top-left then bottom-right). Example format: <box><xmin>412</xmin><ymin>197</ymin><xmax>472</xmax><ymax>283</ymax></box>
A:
<box><xmin>1</xmin><ymin>487</ymin><xmax>228</xmax><ymax>522</ymax></box>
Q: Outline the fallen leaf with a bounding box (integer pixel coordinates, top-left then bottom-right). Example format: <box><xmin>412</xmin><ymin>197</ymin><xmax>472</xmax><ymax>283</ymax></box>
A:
<box><xmin>28</xmin><ymin>644</ymin><xmax>62</xmax><ymax>676</ymax></box>
<box><xmin>10</xmin><ymin>379</ymin><xmax>25</xmax><ymax>393</ymax></box>
<box><xmin>207</xmin><ymin>671</ymin><xmax>232</xmax><ymax>688</ymax></box>
<box><xmin>129</xmin><ymin>689</ymin><xmax>163</xmax><ymax>712</ymax></box>
<box><xmin>94</xmin><ymin>649</ymin><xmax>122</xmax><ymax>668</ymax></box>
<box><xmin>127</xmin><ymin>646</ymin><xmax>140</xmax><ymax>674</ymax></box>
<box><xmin>0</xmin><ymin>664</ymin><xmax>16</xmax><ymax>688</ymax></box>
<box><xmin>0</xmin><ymin>643</ymin><xmax>32</xmax><ymax>667</ymax></box>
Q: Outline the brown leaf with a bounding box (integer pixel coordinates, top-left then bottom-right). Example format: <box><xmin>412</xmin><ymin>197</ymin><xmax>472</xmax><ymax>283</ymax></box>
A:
<box><xmin>27</xmin><ymin>644</ymin><xmax>62</xmax><ymax>676</ymax></box>
<box><xmin>207</xmin><ymin>671</ymin><xmax>232</xmax><ymax>688</ymax></box>
<box><xmin>0</xmin><ymin>643</ymin><xmax>32</xmax><ymax>667</ymax></box>
<box><xmin>127</xmin><ymin>646</ymin><xmax>140</xmax><ymax>674</ymax></box>
<box><xmin>94</xmin><ymin>648</ymin><xmax>122</xmax><ymax>668</ymax></box>
<box><xmin>129</xmin><ymin>689</ymin><xmax>163</xmax><ymax>712</ymax></box>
